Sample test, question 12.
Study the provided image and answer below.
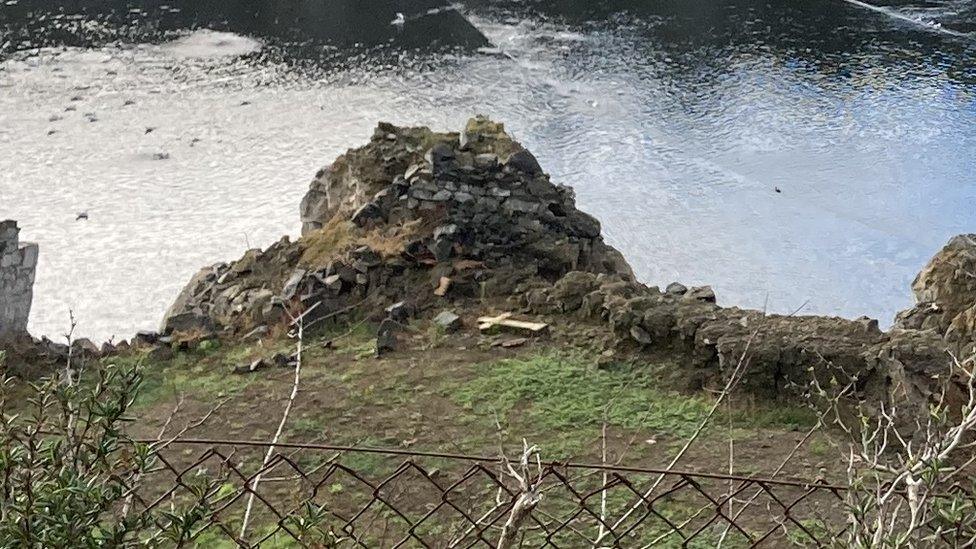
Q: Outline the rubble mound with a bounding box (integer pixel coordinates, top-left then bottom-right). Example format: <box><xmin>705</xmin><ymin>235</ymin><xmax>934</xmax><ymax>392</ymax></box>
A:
<box><xmin>163</xmin><ymin>117</ymin><xmax>632</xmax><ymax>335</ymax></box>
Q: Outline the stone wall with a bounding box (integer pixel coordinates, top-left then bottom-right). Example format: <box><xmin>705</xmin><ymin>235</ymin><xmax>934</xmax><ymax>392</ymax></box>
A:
<box><xmin>0</xmin><ymin>220</ymin><xmax>38</xmax><ymax>339</ymax></box>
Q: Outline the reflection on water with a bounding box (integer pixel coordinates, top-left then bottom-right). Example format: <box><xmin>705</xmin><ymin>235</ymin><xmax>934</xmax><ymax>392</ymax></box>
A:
<box><xmin>1</xmin><ymin>0</ymin><xmax>975</xmax><ymax>340</ymax></box>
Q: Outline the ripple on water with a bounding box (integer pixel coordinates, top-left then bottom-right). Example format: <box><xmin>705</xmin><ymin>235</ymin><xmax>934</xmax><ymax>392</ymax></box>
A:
<box><xmin>157</xmin><ymin>29</ymin><xmax>264</xmax><ymax>59</ymax></box>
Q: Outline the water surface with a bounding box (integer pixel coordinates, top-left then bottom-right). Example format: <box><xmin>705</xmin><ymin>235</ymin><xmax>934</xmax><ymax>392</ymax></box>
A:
<box><xmin>1</xmin><ymin>0</ymin><xmax>974</xmax><ymax>340</ymax></box>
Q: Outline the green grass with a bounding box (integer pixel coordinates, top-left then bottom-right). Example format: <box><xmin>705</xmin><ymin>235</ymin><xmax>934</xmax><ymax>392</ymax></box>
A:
<box><xmin>452</xmin><ymin>352</ymin><xmax>712</xmax><ymax>439</ymax></box>
<box><xmin>114</xmin><ymin>348</ymin><xmax>254</xmax><ymax>411</ymax></box>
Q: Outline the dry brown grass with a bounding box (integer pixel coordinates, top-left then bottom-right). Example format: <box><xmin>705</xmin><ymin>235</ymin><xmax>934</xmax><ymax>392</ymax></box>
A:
<box><xmin>298</xmin><ymin>218</ymin><xmax>358</xmax><ymax>268</ymax></box>
<box><xmin>299</xmin><ymin>216</ymin><xmax>433</xmax><ymax>269</ymax></box>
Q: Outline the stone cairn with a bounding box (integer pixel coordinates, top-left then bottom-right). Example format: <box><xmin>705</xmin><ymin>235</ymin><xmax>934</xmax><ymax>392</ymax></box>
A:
<box><xmin>0</xmin><ymin>220</ymin><xmax>38</xmax><ymax>340</ymax></box>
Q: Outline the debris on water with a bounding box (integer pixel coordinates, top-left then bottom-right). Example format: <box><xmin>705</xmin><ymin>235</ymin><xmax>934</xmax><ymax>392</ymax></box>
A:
<box><xmin>76</xmin><ymin>211</ymin><xmax>89</xmax><ymax>221</ymax></box>
<box><xmin>152</xmin><ymin>152</ymin><xmax>170</xmax><ymax>160</ymax></box>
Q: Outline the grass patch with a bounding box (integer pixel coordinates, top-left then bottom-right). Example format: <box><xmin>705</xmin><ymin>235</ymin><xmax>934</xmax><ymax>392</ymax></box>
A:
<box><xmin>734</xmin><ymin>401</ymin><xmax>819</xmax><ymax>430</ymax></box>
<box><xmin>298</xmin><ymin>217</ymin><xmax>426</xmax><ymax>270</ymax></box>
<box><xmin>452</xmin><ymin>353</ymin><xmax>711</xmax><ymax>440</ymax></box>
<box><xmin>298</xmin><ymin>218</ymin><xmax>357</xmax><ymax>268</ymax></box>
<box><xmin>121</xmin><ymin>348</ymin><xmax>254</xmax><ymax>411</ymax></box>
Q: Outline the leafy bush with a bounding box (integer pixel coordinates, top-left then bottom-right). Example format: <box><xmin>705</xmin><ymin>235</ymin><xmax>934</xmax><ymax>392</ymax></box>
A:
<box><xmin>0</xmin><ymin>362</ymin><xmax>156</xmax><ymax>546</ymax></box>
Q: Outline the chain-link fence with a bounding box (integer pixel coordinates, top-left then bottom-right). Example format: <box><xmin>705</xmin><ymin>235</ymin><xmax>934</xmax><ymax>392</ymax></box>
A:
<box><xmin>128</xmin><ymin>438</ymin><xmax>974</xmax><ymax>548</ymax></box>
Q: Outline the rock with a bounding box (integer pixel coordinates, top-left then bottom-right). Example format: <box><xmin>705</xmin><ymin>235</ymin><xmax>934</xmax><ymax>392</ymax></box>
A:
<box><xmin>506</xmin><ymin>149</ymin><xmax>543</xmax><ymax>175</ymax></box>
<box><xmin>895</xmin><ymin>234</ymin><xmax>976</xmax><ymax>342</ymax></box>
<box><xmin>71</xmin><ymin>338</ymin><xmax>101</xmax><ymax>359</ymax></box>
<box><xmin>385</xmin><ymin>301</ymin><xmax>412</xmax><ymax>323</ymax></box>
<box><xmin>430</xmin><ymin>238</ymin><xmax>454</xmax><ymax>262</ymax></box>
<box><xmin>234</xmin><ymin>358</ymin><xmax>270</xmax><ymax>374</ymax></box>
<box><xmin>134</xmin><ymin>331</ymin><xmax>159</xmax><ymax>346</ymax></box>
<box><xmin>376</xmin><ymin>318</ymin><xmax>401</xmax><ymax>356</ymax></box>
<box><xmin>629</xmin><ymin>325</ymin><xmax>653</xmax><ymax>346</ymax></box>
<box><xmin>666</xmin><ymin>282</ymin><xmax>688</xmax><ymax>295</ymax></box>
<box><xmin>684</xmin><ymin>286</ymin><xmax>716</xmax><ymax>303</ymax></box>
<box><xmin>501</xmin><ymin>337</ymin><xmax>528</xmax><ymax>348</ymax></box>
<box><xmin>433</xmin><ymin>310</ymin><xmax>462</xmax><ymax>332</ymax></box>
<box><xmin>162</xmin><ymin>311</ymin><xmax>216</xmax><ymax>336</ymax></box>
<box><xmin>100</xmin><ymin>341</ymin><xmax>117</xmax><ymax>356</ymax></box>
<box><xmin>426</xmin><ymin>143</ymin><xmax>456</xmax><ymax>174</ymax></box>
<box><xmin>352</xmin><ymin>202</ymin><xmax>384</xmax><ymax>227</ymax></box>
<box><xmin>271</xmin><ymin>352</ymin><xmax>293</xmax><ymax>368</ymax></box>
<box><xmin>281</xmin><ymin>269</ymin><xmax>307</xmax><ymax>300</ymax></box>
<box><xmin>324</xmin><ymin>274</ymin><xmax>343</xmax><ymax>292</ymax></box>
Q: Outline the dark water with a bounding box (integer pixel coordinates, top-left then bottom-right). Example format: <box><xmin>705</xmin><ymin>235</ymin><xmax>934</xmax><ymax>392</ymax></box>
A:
<box><xmin>1</xmin><ymin>0</ymin><xmax>975</xmax><ymax>340</ymax></box>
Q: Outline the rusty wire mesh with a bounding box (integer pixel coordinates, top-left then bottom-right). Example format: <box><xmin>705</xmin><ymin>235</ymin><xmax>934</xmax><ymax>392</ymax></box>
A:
<box><xmin>127</xmin><ymin>438</ymin><xmax>976</xmax><ymax>548</ymax></box>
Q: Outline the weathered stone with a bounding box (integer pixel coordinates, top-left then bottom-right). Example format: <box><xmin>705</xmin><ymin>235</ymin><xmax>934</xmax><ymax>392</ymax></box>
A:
<box><xmin>426</xmin><ymin>143</ymin><xmax>457</xmax><ymax>174</ymax></box>
<box><xmin>684</xmin><ymin>286</ymin><xmax>716</xmax><ymax>303</ymax></box>
<box><xmin>895</xmin><ymin>234</ymin><xmax>976</xmax><ymax>343</ymax></box>
<box><xmin>433</xmin><ymin>310</ymin><xmax>462</xmax><ymax>332</ymax></box>
<box><xmin>71</xmin><ymin>338</ymin><xmax>101</xmax><ymax>359</ymax></box>
<box><xmin>376</xmin><ymin>318</ymin><xmax>400</xmax><ymax>356</ymax></box>
<box><xmin>351</xmin><ymin>202</ymin><xmax>384</xmax><ymax>227</ymax></box>
<box><xmin>324</xmin><ymin>274</ymin><xmax>343</xmax><ymax>292</ymax></box>
<box><xmin>161</xmin><ymin>311</ymin><xmax>215</xmax><ymax>336</ymax></box>
<box><xmin>629</xmin><ymin>325</ymin><xmax>653</xmax><ymax>346</ymax></box>
<box><xmin>0</xmin><ymin>220</ymin><xmax>37</xmax><ymax>339</ymax></box>
<box><xmin>386</xmin><ymin>301</ymin><xmax>412</xmax><ymax>323</ymax></box>
<box><xmin>281</xmin><ymin>269</ymin><xmax>307</xmax><ymax>300</ymax></box>
<box><xmin>666</xmin><ymin>282</ymin><xmax>688</xmax><ymax>295</ymax></box>
<box><xmin>134</xmin><ymin>331</ymin><xmax>159</xmax><ymax>346</ymax></box>
<box><xmin>430</xmin><ymin>238</ymin><xmax>454</xmax><ymax>262</ymax></box>
<box><xmin>506</xmin><ymin>149</ymin><xmax>543</xmax><ymax>175</ymax></box>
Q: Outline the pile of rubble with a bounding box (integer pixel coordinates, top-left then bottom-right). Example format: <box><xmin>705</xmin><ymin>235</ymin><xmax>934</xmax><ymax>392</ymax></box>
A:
<box><xmin>162</xmin><ymin>116</ymin><xmax>631</xmax><ymax>337</ymax></box>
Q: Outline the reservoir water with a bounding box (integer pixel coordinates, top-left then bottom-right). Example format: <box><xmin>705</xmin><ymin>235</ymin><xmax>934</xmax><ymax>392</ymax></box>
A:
<box><xmin>1</xmin><ymin>0</ymin><xmax>975</xmax><ymax>341</ymax></box>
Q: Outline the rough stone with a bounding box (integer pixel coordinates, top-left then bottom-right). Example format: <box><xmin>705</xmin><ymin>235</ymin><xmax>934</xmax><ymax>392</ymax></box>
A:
<box><xmin>629</xmin><ymin>325</ymin><xmax>653</xmax><ymax>346</ymax></box>
<box><xmin>161</xmin><ymin>311</ymin><xmax>215</xmax><ymax>336</ymax></box>
<box><xmin>433</xmin><ymin>310</ymin><xmax>462</xmax><ymax>332</ymax></box>
<box><xmin>0</xmin><ymin>220</ymin><xmax>38</xmax><ymax>340</ymax></box>
<box><xmin>666</xmin><ymin>282</ymin><xmax>688</xmax><ymax>296</ymax></box>
<box><xmin>505</xmin><ymin>149</ymin><xmax>544</xmax><ymax>176</ymax></box>
<box><xmin>385</xmin><ymin>301</ymin><xmax>412</xmax><ymax>323</ymax></box>
<box><xmin>376</xmin><ymin>318</ymin><xmax>401</xmax><ymax>356</ymax></box>
<box><xmin>895</xmin><ymin>234</ymin><xmax>976</xmax><ymax>343</ymax></box>
<box><xmin>351</xmin><ymin>202</ymin><xmax>384</xmax><ymax>226</ymax></box>
<box><xmin>281</xmin><ymin>269</ymin><xmax>307</xmax><ymax>300</ymax></box>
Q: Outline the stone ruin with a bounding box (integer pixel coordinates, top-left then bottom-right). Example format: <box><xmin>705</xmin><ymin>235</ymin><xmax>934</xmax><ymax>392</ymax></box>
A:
<box><xmin>0</xmin><ymin>220</ymin><xmax>38</xmax><ymax>341</ymax></box>
<box><xmin>163</xmin><ymin>116</ymin><xmax>631</xmax><ymax>336</ymax></box>
<box><xmin>162</xmin><ymin>116</ymin><xmax>976</xmax><ymax>413</ymax></box>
